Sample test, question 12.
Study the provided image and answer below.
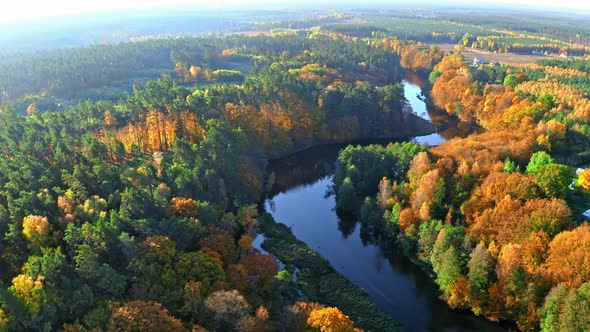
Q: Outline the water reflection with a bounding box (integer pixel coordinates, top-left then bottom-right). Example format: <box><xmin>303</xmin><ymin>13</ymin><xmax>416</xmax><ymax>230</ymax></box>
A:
<box><xmin>264</xmin><ymin>176</ymin><xmax>506</xmax><ymax>332</ymax></box>
<box><xmin>402</xmin><ymin>79</ymin><xmax>448</xmax><ymax>146</ymax></box>
<box><xmin>261</xmin><ymin>79</ymin><xmax>509</xmax><ymax>332</ymax></box>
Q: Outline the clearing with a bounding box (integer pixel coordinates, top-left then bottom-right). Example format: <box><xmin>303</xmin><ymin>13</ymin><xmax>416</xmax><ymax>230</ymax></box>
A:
<box><xmin>435</xmin><ymin>43</ymin><xmax>559</xmax><ymax>65</ymax></box>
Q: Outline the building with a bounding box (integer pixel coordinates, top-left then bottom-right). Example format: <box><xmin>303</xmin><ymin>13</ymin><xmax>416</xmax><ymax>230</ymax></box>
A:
<box><xmin>473</xmin><ymin>57</ymin><xmax>487</xmax><ymax>66</ymax></box>
<box><xmin>583</xmin><ymin>209</ymin><xmax>590</xmax><ymax>219</ymax></box>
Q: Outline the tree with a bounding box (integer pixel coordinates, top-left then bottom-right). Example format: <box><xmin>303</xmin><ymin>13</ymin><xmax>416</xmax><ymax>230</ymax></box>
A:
<box><xmin>528</xmin><ymin>199</ymin><xmax>572</xmax><ymax>238</ymax></box>
<box><xmin>239</xmin><ymin>250</ymin><xmax>279</xmax><ymax>292</ymax></box>
<box><xmin>22</xmin><ymin>215</ymin><xmax>51</xmax><ymax>251</ymax></box>
<box><xmin>579</xmin><ymin>169</ymin><xmax>590</xmax><ymax>191</ymax></box>
<box><xmin>360</xmin><ymin>197</ymin><xmax>381</xmax><ymax>225</ymax></box>
<box><xmin>544</xmin><ymin>224</ymin><xmax>590</xmax><ymax>287</ymax></box>
<box><xmin>237</xmin><ymin>306</ymin><xmax>271</xmax><ymax>332</ymax></box>
<box><xmin>503</xmin><ymin>74</ymin><xmax>519</xmax><ymax>88</ymax></box>
<box><xmin>525</xmin><ymin>151</ymin><xmax>554</xmax><ymax>175</ymax></box>
<box><xmin>503</xmin><ymin>157</ymin><xmax>520</xmax><ymax>173</ymax></box>
<box><xmin>109</xmin><ymin>301</ymin><xmax>188</xmax><ymax>332</ymax></box>
<box><xmin>540</xmin><ymin>283</ymin><xmax>590</xmax><ymax>332</ymax></box>
<box><xmin>376</xmin><ymin>177</ymin><xmax>392</xmax><ymax>210</ymax></box>
<box><xmin>417</xmin><ymin>219</ymin><xmax>443</xmax><ymax>264</ymax></box>
<box><xmin>199</xmin><ymin>227</ymin><xmax>237</xmax><ymax>266</ymax></box>
<box><xmin>534</xmin><ymin>164</ymin><xmax>570</xmax><ymax>198</ymax></box>
<box><xmin>448</xmin><ymin>276</ymin><xmax>472</xmax><ymax>309</ymax></box>
<box><xmin>398</xmin><ymin>208</ymin><xmax>417</xmax><ymax>231</ymax></box>
<box><xmin>537</xmin><ymin>94</ymin><xmax>555</xmax><ymax>109</ymax></box>
<box><xmin>428</xmin><ymin>70</ymin><xmax>441</xmax><ymax>84</ymax></box>
<box><xmin>0</xmin><ymin>308</ymin><xmax>13</xmax><ymax>331</ymax></box>
<box><xmin>307</xmin><ymin>307</ymin><xmax>357</xmax><ymax>332</ymax></box>
<box><xmin>170</xmin><ymin>197</ymin><xmax>199</xmax><ymax>218</ymax></box>
<box><xmin>227</xmin><ymin>264</ymin><xmax>248</xmax><ymax>292</ymax></box>
<box><xmin>558</xmin><ymin>283</ymin><xmax>590</xmax><ymax>332</ymax></box>
<box><xmin>540</xmin><ymin>284</ymin><xmax>569</xmax><ymax>332</ymax></box>
<box><xmin>176</xmin><ymin>251</ymin><xmax>225</xmax><ymax>292</ymax></box>
<box><xmin>285</xmin><ymin>302</ymin><xmax>325</xmax><ymax>332</ymax></box>
<box><xmin>10</xmin><ymin>274</ymin><xmax>44</xmax><ymax>315</ymax></box>
<box><xmin>181</xmin><ymin>281</ymin><xmax>203</xmax><ymax>322</ymax></box>
<box><xmin>431</xmin><ymin>227</ymin><xmax>468</xmax><ymax>295</ymax></box>
<box><xmin>204</xmin><ymin>290</ymin><xmax>251</xmax><ymax>330</ymax></box>
<box><xmin>336</xmin><ymin>177</ymin><xmax>358</xmax><ymax>212</ymax></box>
<box><xmin>237</xmin><ymin>205</ymin><xmax>259</xmax><ymax>236</ymax></box>
<box><xmin>74</xmin><ymin>244</ymin><xmax>100</xmax><ymax>280</ymax></box>
<box><xmin>467</xmin><ymin>242</ymin><xmax>494</xmax><ymax>293</ymax></box>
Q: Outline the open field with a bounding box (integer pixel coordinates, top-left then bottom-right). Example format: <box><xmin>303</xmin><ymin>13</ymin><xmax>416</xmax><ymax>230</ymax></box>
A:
<box><xmin>232</xmin><ymin>30</ymin><xmax>272</xmax><ymax>36</ymax></box>
<box><xmin>436</xmin><ymin>43</ymin><xmax>559</xmax><ymax>65</ymax></box>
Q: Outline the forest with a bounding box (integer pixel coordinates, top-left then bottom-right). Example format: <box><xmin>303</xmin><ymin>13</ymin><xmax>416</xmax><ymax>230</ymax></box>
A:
<box><xmin>333</xmin><ymin>44</ymin><xmax>590</xmax><ymax>331</ymax></box>
<box><xmin>1</xmin><ymin>6</ymin><xmax>590</xmax><ymax>332</ymax></box>
<box><xmin>0</xmin><ymin>31</ymin><xmax>437</xmax><ymax>331</ymax></box>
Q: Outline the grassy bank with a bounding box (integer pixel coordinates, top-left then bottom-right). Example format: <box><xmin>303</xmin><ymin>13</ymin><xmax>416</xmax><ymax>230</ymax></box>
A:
<box><xmin>259</xmin><ymin>212</ymin><xmax>403</xmax><ymax>332</ymax></box>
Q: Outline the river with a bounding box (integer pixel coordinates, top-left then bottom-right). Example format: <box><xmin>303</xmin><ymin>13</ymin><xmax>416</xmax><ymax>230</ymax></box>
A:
<box><xmin>261</xmin><ymin>78</ymin><xmax>508</xmax><ymax>332</ymax></box>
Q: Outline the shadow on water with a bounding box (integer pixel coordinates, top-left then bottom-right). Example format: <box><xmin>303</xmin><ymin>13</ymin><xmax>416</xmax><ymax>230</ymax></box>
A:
<box><xmin>265</xmin><ymin>136</ymin><xmax>406</xmax><ymax>198</ymax></box>
<box><xmin>264</xmin><ymin>174</ymin><xmax>509</xmax><ymax>332</ymax></box>
<box><xmin>261</xmin><ymin>79</ymin><xmax>511</xmax><ymax>332</ymax></box>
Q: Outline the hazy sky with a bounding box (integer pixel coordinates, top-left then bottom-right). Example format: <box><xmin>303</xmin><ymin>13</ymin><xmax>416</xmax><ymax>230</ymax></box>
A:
<box><xmin>1</xmin><ymin>0</ymin><xmax>589</xmax><ymax>25</ymax></box>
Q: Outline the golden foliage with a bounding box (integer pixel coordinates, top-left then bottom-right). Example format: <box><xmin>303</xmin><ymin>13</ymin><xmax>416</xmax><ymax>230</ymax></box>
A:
<box><xmin>100</xmin><ymin>109</ymin><xmax>204</xmax><ymax>154</ymax></box>
<box><xmin>579</xmin><ymin>169</ymin><xmax>590</xmax><ymax>191</ymax></box>
<box><xmin>170</xmin><ymin>197</ymin><xmax>199</xmax><ymax>218</ymax></box>
<box><xmin>109</xmin><ymin>301</ymin><xmax>187</xmax><ymax>332</ymax></box>
<box><xmin>11</xmin><ymin>274</ymin><xmax>44</xmax><ymax>314</ymax></box>
<box><xmin>448</xmin><ymin>276</ymin><xmax>472</xmax><ymax>309</ymax></box>
<box><xmin>307</xmin><ymin>307</ymin><xmax>359</xmax><ymax>332</ymax></box>
<box><xmin>543</xmin><ymin>223</ymin><xmax>590</xmax><ymax>287</ymax></box>
<box><xmin>22</xmin><ymin>215</ymin><xmax>51</xmax><ymax>248</ymax></box>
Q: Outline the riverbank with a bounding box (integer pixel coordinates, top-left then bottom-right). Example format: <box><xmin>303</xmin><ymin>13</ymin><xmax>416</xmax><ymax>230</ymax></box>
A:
<box><xmin>263</xmin><ymin>111</ymin><xmax>435</xmax><ymax>161</ymax></box>
<box><xmin>254</xmin><ymin>79</ymin><xmax>435</xmax><ymax>331</ymax></box>
<box><xmin>258</xmin><ymin>212</ymin><xmax>403</xmax><ymax>332</ymax></box>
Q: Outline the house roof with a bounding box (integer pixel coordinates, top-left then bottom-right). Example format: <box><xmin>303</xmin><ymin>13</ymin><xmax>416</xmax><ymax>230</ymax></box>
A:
<box><xmin>583</xmin><ymin>209</ymin><xmax>590</xmax><ymax>218</ymax></box>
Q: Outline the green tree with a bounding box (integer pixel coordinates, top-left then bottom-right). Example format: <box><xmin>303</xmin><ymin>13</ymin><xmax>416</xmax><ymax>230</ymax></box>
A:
<box><xmin>431</xmin><ymin>226</ymin><xmax>468</xmax><ymax>295</ymax></box>
<box><xmin>534</xmin><ymin>164</ymin><xmax>571</xmax><ymax>198</ymax></box>
<box><xmin>429</xmin><ymin>70</ymin><xmax>442</xmax><ymax>84</ymax></box>
<box><xmin>559</xmin><ymin>283</ymin><xmax>590</xmax><ymax>332</ymax></box>
<box><xmin>417</xmin><ymin>220</ymin><xmax>443</xmax><ymax>264</ymax></box>
<box><xmin>537</xmin><ymin>94</ymin><xmax>555</xmax><ymax>109</ymax></box>
<box><xmin>503</xmin><ymin>74</ymin><xmax>518</xmax><ymax>88</ymax></box>
<box><xmin>503</xmin><ymin>157</ymin><xmax>520</xmax><ymax>173</ymax></box>
<box><xmin>336</xmin><ymin>177</ymin><xmax>358</xmax><ymax>212</ymax></box>
<box><xmin>526</xmin><ymin>151</ymin><xmax>554</xmax><ymax>175</ymax></box>
<box><xmin>467</xmin><ymin>242</ymin><xmax>494</xmax><ymax>293</ymax></box>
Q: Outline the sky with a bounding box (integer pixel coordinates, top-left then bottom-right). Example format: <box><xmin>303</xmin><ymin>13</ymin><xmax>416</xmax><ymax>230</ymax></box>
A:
<box><xmin>0</xmin><ymin>0</ymin><xmax>589</xmax><ymax>25</ymax></box>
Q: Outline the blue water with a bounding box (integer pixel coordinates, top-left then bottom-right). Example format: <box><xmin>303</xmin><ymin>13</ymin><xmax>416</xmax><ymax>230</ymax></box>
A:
<box><xmin>261</xmin><ymin>80</ymin><xmax>507</xmax><ymax>332</ymax></box>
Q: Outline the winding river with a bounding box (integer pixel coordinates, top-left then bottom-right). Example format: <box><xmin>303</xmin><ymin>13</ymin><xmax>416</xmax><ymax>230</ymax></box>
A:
<box><xmin>261</xmin><ymin>78</ymin><xmax>508</xmax><ymax>332</ymax></box>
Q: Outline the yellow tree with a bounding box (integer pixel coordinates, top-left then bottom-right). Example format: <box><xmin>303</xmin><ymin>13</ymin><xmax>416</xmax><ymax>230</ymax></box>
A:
<box><xmin>579</xmin><ymin>169</ymin><xmax>590</xmax><ymax>191</ymax></box>
<box><xmin>307</xmin><ymin>307</ymin><xmax>359</xmax><ymax>332</ymax></box>
<box><xmin>10</xmin><ymin>274</ymin><xmax>45</xmax><ymax>314</ymax></box>
<box><xmin>22</xmin><ymin>215</ymin><xmax>51</xmax><ymax>250</ymax></box>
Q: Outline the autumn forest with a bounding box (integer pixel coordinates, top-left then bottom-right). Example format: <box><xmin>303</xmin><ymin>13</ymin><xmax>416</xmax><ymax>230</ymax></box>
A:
<box><xmin>0</xmin><ymin>4</ymin><xmax>590</xmax><ymax>332</ymax></box>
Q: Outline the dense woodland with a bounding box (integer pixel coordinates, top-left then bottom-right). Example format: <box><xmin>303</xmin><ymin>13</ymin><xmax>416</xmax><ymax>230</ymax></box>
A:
<box><xmin>333</xmin><ymin>49</ymin><xmax>590</xmax><ymax>331</ymax></box>
<box><xmin>1</xmin><ymin>8</ymin><xmax>590</xmax><ymax>332</ymax></box>
<box><xmin>0</xmin><ymin>32</ymin><xmax>436</xmax><ymax>331</ymax></box>
<box><xmin>330</xmin><ymin>12</ymin><xmax>590</xmax><ymax>56</ymax></box>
